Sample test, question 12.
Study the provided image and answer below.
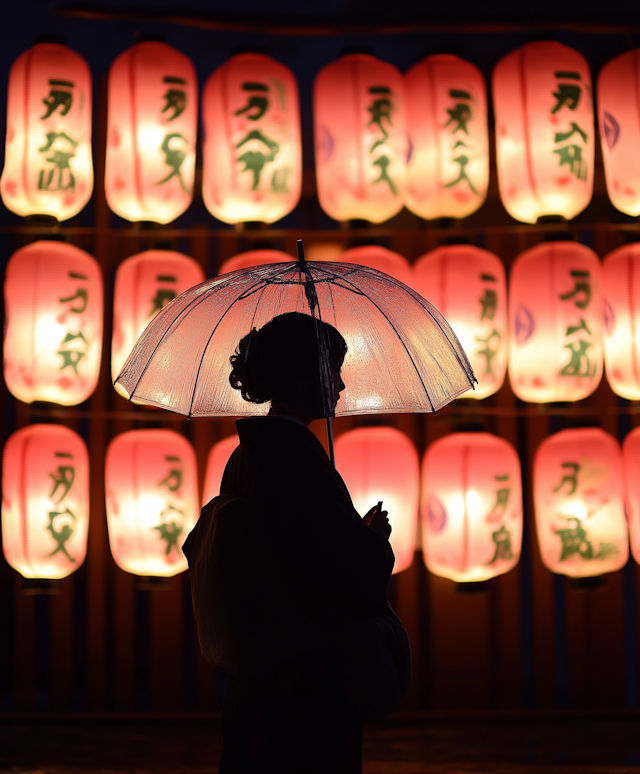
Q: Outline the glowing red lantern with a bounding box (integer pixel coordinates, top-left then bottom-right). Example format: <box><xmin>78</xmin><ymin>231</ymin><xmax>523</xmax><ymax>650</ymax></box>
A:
<box><xmin>202</xmin><ymin>434</ymin><xmax>239</xmax><ymax>507</ymax></box>
<box><xmin>493</xmin><ymin>42</ymin><xmax>594</xmax><ymax>223</ymax></box>
<box><xmin>1</xmin><ymin>42</ymin><xmax>93</xmax><ymax>221</ymax></box>
<box><xmin>602</xmin><ymin>244</ymin><xmax>640</xmax><ymax>400</ymax></box>
<box><xmin>217</xmin><ymin>249</ymin><xmax>294</xmax><ymax>276</ymax></box>
<box><xmin>202</xmin><ymin>53</ymin><xmax>302</xmax><ymax>224</ymax></box>
<box><xmin>105</xmin><ymin>429</ymin><xmax>198</xmax><ymax>577</ymax></box>
<box><xmin>314</xmin><ymin>53</ymin><xmax>406</xmax><ymax>223</ymax></box>
<box><xmin>404</xmin><ymin>54</ymin><xmax>489</xmax><ymax>220</ymax></box>
<box><xmin>597</xmin><ymin>50</ymin><xmax>640</xmax><ymax>217</ymax></box>
<box><xmin>508</xmin><ymin>242</ymin><xmax>603</xmax><ymax>402</ymax></box>
<box><xmin>4</xmin><ymin>240</ymin><xmax>103</xmax><ymax>406</ymax></box>
<box><xmin>105</xmin><ymin>41</ymin><xmax>197</xmax><ymax>224</ymax></box>
<box><xmin>421</xmin><ymin>433</ymin><xmax>522</xmax><ymax>583</ymax></box>
<box><xmin>340</xmin><ymin>245</ymin><xmax>412</xmax><ymax>286</ymax></box>
<box><xmin>112</xmin><ymin>250</ymin><xmax>204</xmax><ymax>397</ymax></box>
<box><xmin>622</xmin><ymin>427</ymin><xmax>640</xmax><ymax>566</ymax></box>
<box><xmin>334</xmin><ymin>427</ymin><xmax>418</xmax><ymax>574</ymax></box>
<box><xmin>2</xmin><ymin>424</ymin><xmax>89</xmax><ymax>579</ymax></box>
<box><xmin>413</xmin><ymin>245</ymin><xmax>506</xmax><ymax>399</ymax></box>
<box><xmin>534</xmin><ymin>428</ymin><xmax>627</xmax><ymax>577</ymax></box>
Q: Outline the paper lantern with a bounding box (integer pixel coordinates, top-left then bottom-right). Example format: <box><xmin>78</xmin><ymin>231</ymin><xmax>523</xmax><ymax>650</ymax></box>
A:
<box><xmin>217</xmin><ymin>249</ymin><xmax>293</xmax><ymax>275</ymax></box>
<box><xmin>340</xmin><ymin>245</ymin><xmax>412</xmax><ymax>285</ymax></box>
<box><xmin>597</xmin><ymin>50</ymin><xmax>640</xmax><ymax>216</ymax></box>
<box><xmin>1</xmin><ymin>42</ymin><xmax>93</xmax><ymax>221</ymax></box>
<box><xmin>105</xmin><ymin>41</ymin><xmax>197</xmax><ymax>224</ymax></box>
<box><xmin>534</xmin><ymin>428</ymin><xmax>627</xmax><ymax>577</ymax></box>
<box><xmin>314</xmin><ymin>53</ymin><xmax>406</xmax><ymax>223</ymax></box>
<box><xmin>421</xmin><ymin>433</ymin><xmax>522</xmax><ymax>583</ymax></box>
<box><xmin>509</xmin><ymin>241</ymin><xmax>603</xmax><ymax>402</ymax></box>
<box><xmin>112</xmin><ymin>250</ymin><xmax>204</xmax><ymax>397</ymax></box>
<box><xmin>493</xmin><ymin>42</ymin><xmax>594</xmax><ymax>223</ymax></box>
<box><xmin>413</xmin><ymin>246</ymin><xmax>507</xmax><ymax>399</ymax></box>
<box><xmin>2</xmin><ymin>424</ymin><xmax>89</xmax><ymax>579</ymax></box>
<box><xmin>202</xmin><ymin>53</ymin><xmax>302</xmax><ymax>224</ymax></box>
<box><xmin>335</xmin><ymin>427</ymin><xmax>418</xmax><ymax>574</ymax></box>
<box><xmin>404</xmin><ymin>54</ymin><xmax>489</xmax><ymax>220</ymax></box>
<box><xmin>4</xmin><ymin>240</ymin><xmax>103</xmax><ymax>406</ymax></box>
<box><xmin>602</xmin><ymin>244</ymin><xmax>640</xmax><ymax>400</ymax></box>
<box><xmin>622</xmin><ymin>427</ymin><xmax>640</xmax><ymax>566</ymax></box>
<box><xmin>202</xmin><ymin>434</ymin><xmax>239</xmax><ymax>507</ymax></box>
<box><xmin>105</xmin><ymin>429</ymin><xmax>199</xmax><ymax>577</ymax></box>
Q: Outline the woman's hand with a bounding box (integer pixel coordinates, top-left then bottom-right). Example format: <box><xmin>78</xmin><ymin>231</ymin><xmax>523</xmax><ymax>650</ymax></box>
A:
<box><xmin>363</xmin><ymin>501</ymin><xmax>391</xmax><ymax>540</ymax></box>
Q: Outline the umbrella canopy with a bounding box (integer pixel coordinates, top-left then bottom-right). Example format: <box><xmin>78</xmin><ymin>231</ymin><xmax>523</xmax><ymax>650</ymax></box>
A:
<box><xmin>116</xmin><ymin>246</ymin><xmax>476</xmax><ymax>418</ymax></box>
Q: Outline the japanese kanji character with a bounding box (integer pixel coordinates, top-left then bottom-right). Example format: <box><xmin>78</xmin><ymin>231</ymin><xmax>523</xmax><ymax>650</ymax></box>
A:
<box><xmin>487</xmin><ymin>525</ymin><xmax>513</xmax><ymax>563</ymax></box>
<box><xmin>234</xmin><ymin>82</ymin><xmax>269</xmax><ymax>122</ymax></box>
<box><xmin>372</xmin><ymin>155</ymin><xmax>397</xmax><ymax>195</ymax></box>
<box><xmin>49</xmin><ymin>454</ymin><xmax>75</xmax><ymax>502</ymax></box>
<box><xmin>553</xmin><ymin>144</ymin><xmax>588</xmax><ymax>181</ymax></box>
<box><xmin>158</xmin><ymin>456</ymin><xmax>183</xmax><ymax>492</ymax></box>
<box><xmin>552</xmin><ymin>462</ymin><xmax>580</xmax><ymax>496</ymax></box>
<box><xmin>161</xmin><ymin>76</ymin><xmax>187</xmax><ymax>122</ymax></box>
<box><xmin>475</xmin><ymin>328</ymin><xmax>501</xmax><ymax>380</ymax></box>
<box><xmin>41</xmin><ymin>79</ymin><xmax>74</xmax><ymax>120</ymax></box>
<box><xmin>489</xmin><ymin>474</ymin><xmax>511</xmax><ymax>520</ymax></box>
<box><xmin>45</xmin><ymin>507</ymin><xmax>76</xmax><ymax>562</ymax></box>
<box><xmin>554</xmin><ymin>121</ymin><xmax>588</xmax><ymax>144</ymax></box>
<box><xmin>37</xmin><ymin>131</ymin><xmax>78</xmax><ymax>192</ymax></box>
<box><xmin>560</xmin><ymin>339</ymin><xmax>596</xmax><ymax>378</ymax></box>
<box><xmin>559</xmin><ymin>270</ymin><xmax>591</xmax><ymax>309</ymax></box>
<box><xmin>479</xmin><ymin>286</ymin><xmax>497</xmax><ymax>321</ymax></box>
<box><xmin>235</xmin><ymin>129</ymin><xmax>280</xmax><ymax>190</ymax></box>
<box><xmin>149</xmin><ymin>288</ymin><xmax>177</xmax><ymax>316</ymax></box>
<box><xmin>551</xmin><ymin>71</ymin><xmax>582</xmax><ymax>114</ymax></box>
<box><xmin>367</xmin><ymin>86</ymin><xmax>393</xmax><ymax>153</ymax></box>
<box><xmin>58</xmin><ymin>287</ymin><xmax>88</xmax><ymax>314</ymax></box>
<box><xmin>156</xmin><ymin>133</ymin><xmax>188</xmax><ymax>192</ymax></box>
<box><xmin>443</xmin><ymin>154</ymin><xmax>478</xmax><ymax>194</ymax></box>
<box><xmin>445</xmin><ymin>91</ymin><xmax>472</xmax><ymax>135</ymax></box>
<box><xmin>554</xmin><ymin>516</ymin><xmax>593</xmax><ymax>561</ymax></box>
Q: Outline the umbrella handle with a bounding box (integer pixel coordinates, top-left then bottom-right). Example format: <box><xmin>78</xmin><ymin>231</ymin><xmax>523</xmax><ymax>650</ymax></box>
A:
<box><xmin>326</xmin><ymin>416</ymin><xmax>335</xmax><ymax>467</ymax></box>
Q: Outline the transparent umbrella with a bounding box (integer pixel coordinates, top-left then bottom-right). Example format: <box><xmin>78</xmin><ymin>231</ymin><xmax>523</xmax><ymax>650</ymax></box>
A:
<box><xmin>116</xmin><ymin>241</ymin><xmax>476</xmax><ymax>461</ymax></box>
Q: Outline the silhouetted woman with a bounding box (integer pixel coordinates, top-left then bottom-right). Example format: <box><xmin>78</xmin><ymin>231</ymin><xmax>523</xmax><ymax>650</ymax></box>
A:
<box><xmin>209</xmin><ymin>312</ymin><xmax>394</xmax><ymax>774</ymax></box>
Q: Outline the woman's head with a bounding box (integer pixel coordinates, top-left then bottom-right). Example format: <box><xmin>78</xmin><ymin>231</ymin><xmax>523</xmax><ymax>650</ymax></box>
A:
<box><xmin>229</xmin><ymin>313</ymin><xmax>347</xmax><ymax>418</ymax></box>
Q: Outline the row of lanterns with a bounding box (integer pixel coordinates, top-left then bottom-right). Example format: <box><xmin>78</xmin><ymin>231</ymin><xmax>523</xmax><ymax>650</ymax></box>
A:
<box><xmin>3</xmin><ymin>40</ymin><xmax>640</xmax><ymax>225</ymax></box>
<box><xmin>6</xmin><ymin>239</ymin><xmax>640</xmax><ymax>407</ymax></box>
<box><xmin>3</xmin><ymin>423</ymin><xmax>639</xmax><ymax>583</ymax></box>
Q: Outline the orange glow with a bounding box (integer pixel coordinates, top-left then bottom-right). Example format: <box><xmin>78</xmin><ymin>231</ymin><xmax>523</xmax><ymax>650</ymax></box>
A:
<box><xmin>598</xmin><ymin>50</ymin><xmax>640</xmax><ymax>217</ymax></box>
<box><xmin>1</xmin><ymin>42</ymin><xmax>93</xmax><ymax>221</ymax></box>
<box><xmin>534</xmin><ymin>428</ymin><xmax>627</xmax><ymax>578</ymax></box>
<box><xmin>413</xmin><ymin>245</ymin><xmax>506</xmax><ymax>400</ymax></box>
<box><xmin>493</xmin><ymin>42</ymin><xmax>594</xmax><ymax>223</ymax></box>
<box><xmin>217</xmin><ymin>249</ymin><xmax>294</xmax><ymax>276</ymax></box>
<box><xmin>602</xmin><ymin>244</ymin><xmax>640</xmax><ymax>400</ymax></box>
<box><xmin>112</xmin><ymin>250</ymin><xmax>204</xmax><ymax>398</ymax></box>
<box><xmin>202</xmin><ymin>53</ymin><xmax>302</xmax><ymax>224</ymax></box>
<box><xmin>335</xmin><ymin>426</ymin><xmax>418</xmax><ymax>574</ymax></box>
<box><xmin>340</xmin><ymin>245</ymin><xmax>412</xmax><ymax>285</ymax></box>
<box><xmin>4</xmin><ymin>240</ymin><xmax>103</xmax><ymax>406</ymax></box>
<box><xmin>2</xmin><ymin>424</ymin><xmax>89</xmax><ymax>579</ymax></box>
<box><xmin>314</xmin><ymin>53</ymin><xmax>406</xmax><ymax>223</ymax></box>
<box><xmin>405</xmin><ymin>54</ymin><xmax>488</xmax><ymax>219</ymax></box>
<box><xmin>105</xmin><ymin>41</ymin><xmax>197</xmax><ymax>224</ymax></box>
<box><xmin>105</xmin><ymin>429</ymin><xmax>199</xmax><ymax>577</ymax></box>
<box><xmin>508</xmin><ymin>242</ymin><xmax>603</xmax><ymax>402</ymax></box>
<box><xmin>421</xmin><ymin>433</ymin><xmax>522</xmax><ymax>583</ymax></box>
<box><xmin>622</xmin><ymin>427</ymin><xmax>640</xmax><ymax>566</ymax></box>
<box><xmin>202</xmin><ymin>435</ymin><xmax>239</xmax><ymax>507</ymax></box>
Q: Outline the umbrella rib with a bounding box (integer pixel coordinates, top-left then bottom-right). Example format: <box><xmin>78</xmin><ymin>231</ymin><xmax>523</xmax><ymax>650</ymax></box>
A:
<box><xmin>187</xmin><ymin>285</ymin><xmax>267</xmax><ymax>418</ymax></box>
<box><xmin>124</xmin><ymin>277</ymin><xmax>267</xmax><ymax>401</ymax></box>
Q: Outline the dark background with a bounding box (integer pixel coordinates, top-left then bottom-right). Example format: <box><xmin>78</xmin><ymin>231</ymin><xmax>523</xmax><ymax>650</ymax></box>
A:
<box><xmin>1</xmin><ymin>0</ymin><xmax>640</xmax><ymax>722</ymax></box>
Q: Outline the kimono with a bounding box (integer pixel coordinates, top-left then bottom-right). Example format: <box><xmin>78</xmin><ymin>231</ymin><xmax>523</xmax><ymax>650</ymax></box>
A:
<box><xmin>216</xmin><ymin>416</ymin><xmax>394</xmax><ymax>774</ymax></box>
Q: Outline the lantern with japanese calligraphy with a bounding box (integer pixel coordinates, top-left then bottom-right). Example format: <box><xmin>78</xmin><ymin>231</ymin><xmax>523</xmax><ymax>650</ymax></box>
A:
<box><xmin>202</xmin><ymin>434</ymin><xmax>239</xmax><ymax>507</ymax></box>
<box><xmin>597</xmin><ymin>50</ymin><xmax>640</xmax><ymax>217</ymax></box>
<box><xmin>105</xmin><ymin>429</ymin><xmax>198</xmax><ymax>577</ymax></box>
<box><xmin>202</xmin><ymin>53</ymin><xmax>302</xmax><ymax>224</ymax></box>
<box><xmin>508</xmin><ymin>242</ymin><xmax>603</xmax><ymax>402</ymax></box>
<box><xmin>404</xmin><ymin>54</ymin><xmax>489</xmax><ymax>220</ymax></box>
<box><xmin>602</xmin><ymin>244</ymin><xmax>640</xmax><ymax>400</ymax></box>
<box><xmin>622</xmin><ymin>427</ymin><xmax>640</xmax><ymax>566</ymax></box>
<box><xmin>2</xmin><ymin>424</ymin><xmax>89</xmax><ymax>579</ymax></box>
<box><xmin>112</xmin><ymin>250</ymin><xmax>204</xmax><ymax>397</ymax></box>
<box><xmin>534</xmin><ymin>428</ymin><xmax>627</xmax><ymax>577</ymax></box>
<box><xmin>1</xmin><ymin>42</ymin><xmax>93</xmax><ymax>221</ymax></box>
<box><xmin>105</xmin><ymin>41</ymin><xmax>197</xmax><ymax>224</ymax></box>
<box><xmin>421</xmin><ymin>433</ymin><xmax>522</xmax><ymax>583</ymax></box>
<box><xmin>493</xmin><ymin>42</ymin><xmax>594</xmax><ymax>223</ymax></box>
<box><xmin>314</xmin><ymin>53</ymin><xmax>406</xmax><ymax>223</ymax></box>
<box><xmin>218</xmin><ymin>249</ymin><xmax>294</xmax><ymax>276</ymax></box>
<box><xmin>4</xmin><ymin>240</ymin><xmax>103</xmax><ymax>406</ymax></box>
<box><xmin>413</xmin><ymin>246</ymin><xmax>506</xmax><ymax>399</ymax></box>
<box><xmin>335</xmin><ymin>427</ymin><xmax>418</xmax><ymax>574</ymax></box>
<box><xmin>340</xmin><ymin>245</ymin><xmax>412</xmax><ymax>285</ymax></box>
